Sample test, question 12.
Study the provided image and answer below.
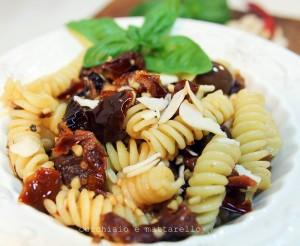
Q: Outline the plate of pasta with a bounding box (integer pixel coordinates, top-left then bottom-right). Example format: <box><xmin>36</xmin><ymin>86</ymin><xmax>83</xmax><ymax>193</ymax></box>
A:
<box><xmin>0</xmin><ymin>1</ymin><xmax>300</xmax><ymax>245</ymax></box>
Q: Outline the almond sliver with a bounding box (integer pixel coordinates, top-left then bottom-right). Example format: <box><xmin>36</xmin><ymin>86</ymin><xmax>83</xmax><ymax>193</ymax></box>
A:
<box><xmin>137</xmin><ymin>97</ymin><xmax>169</xmax><ymax>111</ymax></box>
<box><xmin>73</xmin><ymin>96</ymin><xmax>99</xmax><ymax>109</ymax></box>
<box><xmin>159</xmin><ymin>87</ymin><xmax>187</xmax><ymax>123</ymax></box>
<box><xmin>10</xmin><ymin>137</ymin><xmax>40</xmax><ymax>157</ymax></box>
<box><xmin>123</xmin><ymin>153</ymin><xmax>161</xmax><ymax>173</ymax></box>
<box><xmin>179</xmin><ymin>100</ymin><xmax>225</xmax><ymax>136</ymax></box>
<box><xmin>186</xmin><ymin>81</ymin><xmax>204</xmax><ymax>113</ymax></box>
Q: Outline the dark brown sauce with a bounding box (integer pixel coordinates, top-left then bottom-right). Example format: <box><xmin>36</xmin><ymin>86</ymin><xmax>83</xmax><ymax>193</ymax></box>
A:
<box><xmin>19</xmin><ymin>168</ymin><xmax>61</xmax><ymax>212</ymax></box>
<box><xmin>194</xmin><ymin>62</ymin><xmax>234</xmax><ymax>95</ymax></box>
<box><xmin>101</xmin><ymin>204</ymin><xmax>201</xmax><ymax>243</ymax></box>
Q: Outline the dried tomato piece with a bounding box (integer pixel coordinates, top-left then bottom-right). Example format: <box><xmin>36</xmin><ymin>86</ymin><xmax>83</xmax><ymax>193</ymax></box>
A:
<box><xmin>87</xmin><ymin>90</ymin><xmax>134</xmax><ymax>143</ymax></box>
<box><xmin>229</xmin><ymin>72</ymin><xmax>246</xmax><ymax>95</ymax></box>
<box><xmin>53</xmin><ymin>130</ymin><xmax>107</xmax><ymax>194</ymax></box>
<box><xmin>228</xmin><ymin>175</ymin><xmax>257</xmax><ymax>189</ymax></box>
<box><xmin>19</xmin><ymin>168</ymin><xmax>62</xmax><ymax>212</ymax></box>
<box><xmin>101</xmin><ymin>204</ymin><xmax>201</xmax><ymax>243</ymax></box>
<box><xmin>174</xmin><ymin>80</ymin><xmax>199</xmax><ymax>94</ymax></box>
<box><xmin>80</xmin><ymin>52</ymin><xmax>145</xmax><ymax>82</ymax></box>
<box><xmin>114</xmin><ymin>70</ymin><xmax>167</xmax><ymax>98</ymax></box>
<box><xmin>194</xmin><ymin>62</ymin><xmax>234</xmax><ymax>95</ymax></box>
<box><xmin>64</xmin><ymin>99</ymin><xmax>90</xmax><ymax>131</ymax></box>
<box><xmin>57</xmin><ymin>80</ymin><xmax>85</xmax><ymax>100</ymax></box>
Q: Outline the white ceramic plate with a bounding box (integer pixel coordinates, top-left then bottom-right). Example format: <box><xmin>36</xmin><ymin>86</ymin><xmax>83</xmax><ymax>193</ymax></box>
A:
<box><xmin>0</xmin><ymin>18</ymin><xmax>300</xmax><ymax>246</ymax></box>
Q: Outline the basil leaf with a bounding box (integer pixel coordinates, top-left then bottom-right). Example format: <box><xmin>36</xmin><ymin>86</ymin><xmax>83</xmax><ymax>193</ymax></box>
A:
<box><xmin>139</xmin><ymin>0</ymin><xmax>179</xmax><ymax>41</ymax></box>
<box><xmin>181</xmin><ymin>0</ymin><xmax>230</xmax><ymax>24</ymax></box>
<box><xmin>145</xmin><ymin>36</ymin><xmax>212</xmax><ymax>75</ymax></box>
<box><xmin>67</xmin><ymin>18</ymin><xmax>126</xmax><ymax>43</ymax></box>
<box><xmin>83</xmin><ymin>37</ymin><xmax>136</xmax><ymax>68</ymax></box>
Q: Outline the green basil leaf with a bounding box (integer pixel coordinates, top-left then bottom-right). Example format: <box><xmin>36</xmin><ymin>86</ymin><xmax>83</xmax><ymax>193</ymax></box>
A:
<box><xmin>139</xmin><ymin>0</ymin><xmax>179</xmax><ymax>41</ymax></box>
<box><xmin>67</xmin><ymin>18</ymin><xmax>126</xmax><ymax>43</ymax></box>
<box><xmin>145</xmin><ymin>36</ymin><xmax>212</xmax><ymax>75</ymax></box>
<box><xmin>181</xmin><ymin>0</ymin><xmax>230</xmax><ymax>24</ymax></box>
<box><xmin>83</xmin><ymin>37</ymin><xmax>136</xmax><ymax>68</ymax></box>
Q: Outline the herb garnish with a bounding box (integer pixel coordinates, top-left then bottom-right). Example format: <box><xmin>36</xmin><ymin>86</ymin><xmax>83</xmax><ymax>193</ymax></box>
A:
<box><xmin>67</xmin><ymin>0</ymin><xmax>212</xmax><ymax>75</ymax></box>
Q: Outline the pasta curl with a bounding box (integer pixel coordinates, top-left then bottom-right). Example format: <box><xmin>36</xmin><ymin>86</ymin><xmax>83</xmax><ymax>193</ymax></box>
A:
<box><xmin>141</xmin><ymin>116</ymin><xmax>203</xmax><ymax>160</ymax></box>
<box><xmin>44</xmin><ymin>180</ymin><xmax>148</xmax><ymax>236</ymax></box>
<box><xmin>8</xmin><ymin>108</ymin><xmax>54</xmax><ymax>179</ymax></box>
<box><xmin>202</xmin><ymin>90</ymin><xmax>234</xmax><ymax>124</ymax></box>
<box><xmin>187</xmin><ymin>136</ymin><xmax>241</xmax><ymax>232</ymax></box>
<box><xmin>106</xmin><ymin>139</ymin><xmax>155</xmax><ymax>172</ymax></box>
<box><xmin>117</xmin><ymin>164</ymin><xmax>183</xmax><ymax>206</ymax></box>
<box><xmin>231</xmin><ymin>89</ymin><xmax>281</xmax><ymax>190</ymax></box>
<box><xmin>3</xmin><ymin>80</ymin><xmax>58</xmax><ymax>115</ymax></box>
<box><xmin>42</xmin><ymin>103</ymin><xmax>67</xmax><ymax>135</ymax></box>
<box><xmin>125</xmin><ymin>103</ymin><xmax>159</xmax><ymax>139</ymax></box>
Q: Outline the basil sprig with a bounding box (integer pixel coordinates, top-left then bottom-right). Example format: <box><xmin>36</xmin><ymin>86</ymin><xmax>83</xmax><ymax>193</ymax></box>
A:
<box><xmin>67</xmin><ymin>0</ymin><xmax>212</xmax><ymax>75</ymax></box>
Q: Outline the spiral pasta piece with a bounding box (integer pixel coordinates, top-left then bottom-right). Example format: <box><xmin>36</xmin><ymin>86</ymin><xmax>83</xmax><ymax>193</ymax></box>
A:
<box><xmin>26</xmin><ymin>53</ymin><xmax>84</xmax><ymax>97</ymax></box>
<box><xmin>231</xmin><ymin>89</ymin><xmax>281</xmax><ymax>190</ymax></box>
<box><xmin>202</xmin><ymin>90</ymin><xmax>234</xmax><ymax>124</ymax></box>
<box><xmin>106</xmin><ymin>139</ymin><xmax>155</xmax><ymax>172</ymax></box>
<box><xmin>141</xmin><ymin>116</ymin><xmax>203</xmax><ymax>160</ymax></box>
<box><xmin>118</xmin><ymin>164</ymin><xmax>184</xmax><ymax>206</ymax></box>
<box><xmin>187</xmin><ymin>136</ymin><xmax>241</xmax><ymax>232</ymax></box>
<box><xmin>42</xmin><ymin>103</ymin><xmax>67</xmax><ymax>135</ymax></box>
<box><xmin>7</xmin><ymin>108</ymin><xmax>54</xmax><ymax>179</ymax></box>
<box><xmin>3</xmin><ymin>80</ymin><xmax>59</xmax><ymax>115</ymax></box>
<box><xmin>125</xmin><ymin>104</ymin><xmax>159</xmax><ymax>139</ymax></box>
<box><xmin>44</xmin><ymin>181</ymin><xmax>149</xmax><ymax>236</ymax></box>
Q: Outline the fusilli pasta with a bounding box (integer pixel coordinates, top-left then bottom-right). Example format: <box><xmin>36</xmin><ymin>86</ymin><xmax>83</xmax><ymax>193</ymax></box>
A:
<box><xmin>231</xmin><ymin>89</ymin><xmax>281</xmax><ymax>190</ymax></box>
<box><xmin>187</xmin><ymin>136</ymin><xmax>241</xmax><ymax>232</ymax></box>
<box><xmin>117</xmin><ymin>164</ymin><xmax>184</xmax><ymax>206</ymax></box>
<box><xmin>44</xmin><ymin>180</ymin><xmax>149</xmax><ymax>236</ymax></box>
<box><xmin>202</xmin><ymin>90</ymin><xmax>234</xmax><ymax>124</ymax></box>
<box><xmin>141</xmin><ymin>116</ymin><xmax>203</xmax><ymax>160</ymax></box>
<box><xmin>106</xmin><ymin>139</ymin><xmax>155</xmax><ymax>172</ymax></box>
<box><xmin>124</xmin><ymin>103</ymin><xmax>159</xmax><ymax>139</ymax></box>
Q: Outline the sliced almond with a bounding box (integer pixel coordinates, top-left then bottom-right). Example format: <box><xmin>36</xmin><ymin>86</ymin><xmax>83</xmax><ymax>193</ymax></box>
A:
<box><xmin>186</xmin><ymin>81</ymin><xmax>204</xmax><ymax>113</ymax></box>
<box><xmin>159</xmin><ymin>87</ymin><xmax>187</xmax><ymax>123</ymax></box>
<box><xmin>73</xmin><ymin>96</ymin><xmax>99</xmax><ymax>109</ymax></box>
<box><xmin>179</xmin><ymin>100</ymin><xmax>225</xmax><ymax>136</ymax></box>
<box><xmin>137</xmin><ymin>97</ymin><xmax>169</xmax><ymax>112</ymax></box>
<box><xmin>159</xmin><ymin>74</ymin><xmax>178</xmax><ymax>85</ymax></box>
<box><xmin>123</xmin><ymin>153</ymin><xmax>161</xmax><ymax>174</ymax></box>
<box><xmin>126</xmin><ymin>159</ymin><xmax>160</xmax><ymax>178</ymax></box>
<box><xmin>10</xmin><ymin>137</ymin><xmax>40</xmax><ymax>157</ymax></box>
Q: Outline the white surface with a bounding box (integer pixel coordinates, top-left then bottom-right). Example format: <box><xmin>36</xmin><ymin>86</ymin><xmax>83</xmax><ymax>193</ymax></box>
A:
<box><xmin>229</xmin><ymin>0</ymin><xmax>300</xmax><ymax>20</ymax></box>
<box><xmin>0</xmin><ymin>0</ymin><xmax>111</xmax><ymax>55</ymax></box>
<box><xmin>0</xmin><ymin>18</ymin><xmax>300</xmax><ymax>245</ymax></box>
